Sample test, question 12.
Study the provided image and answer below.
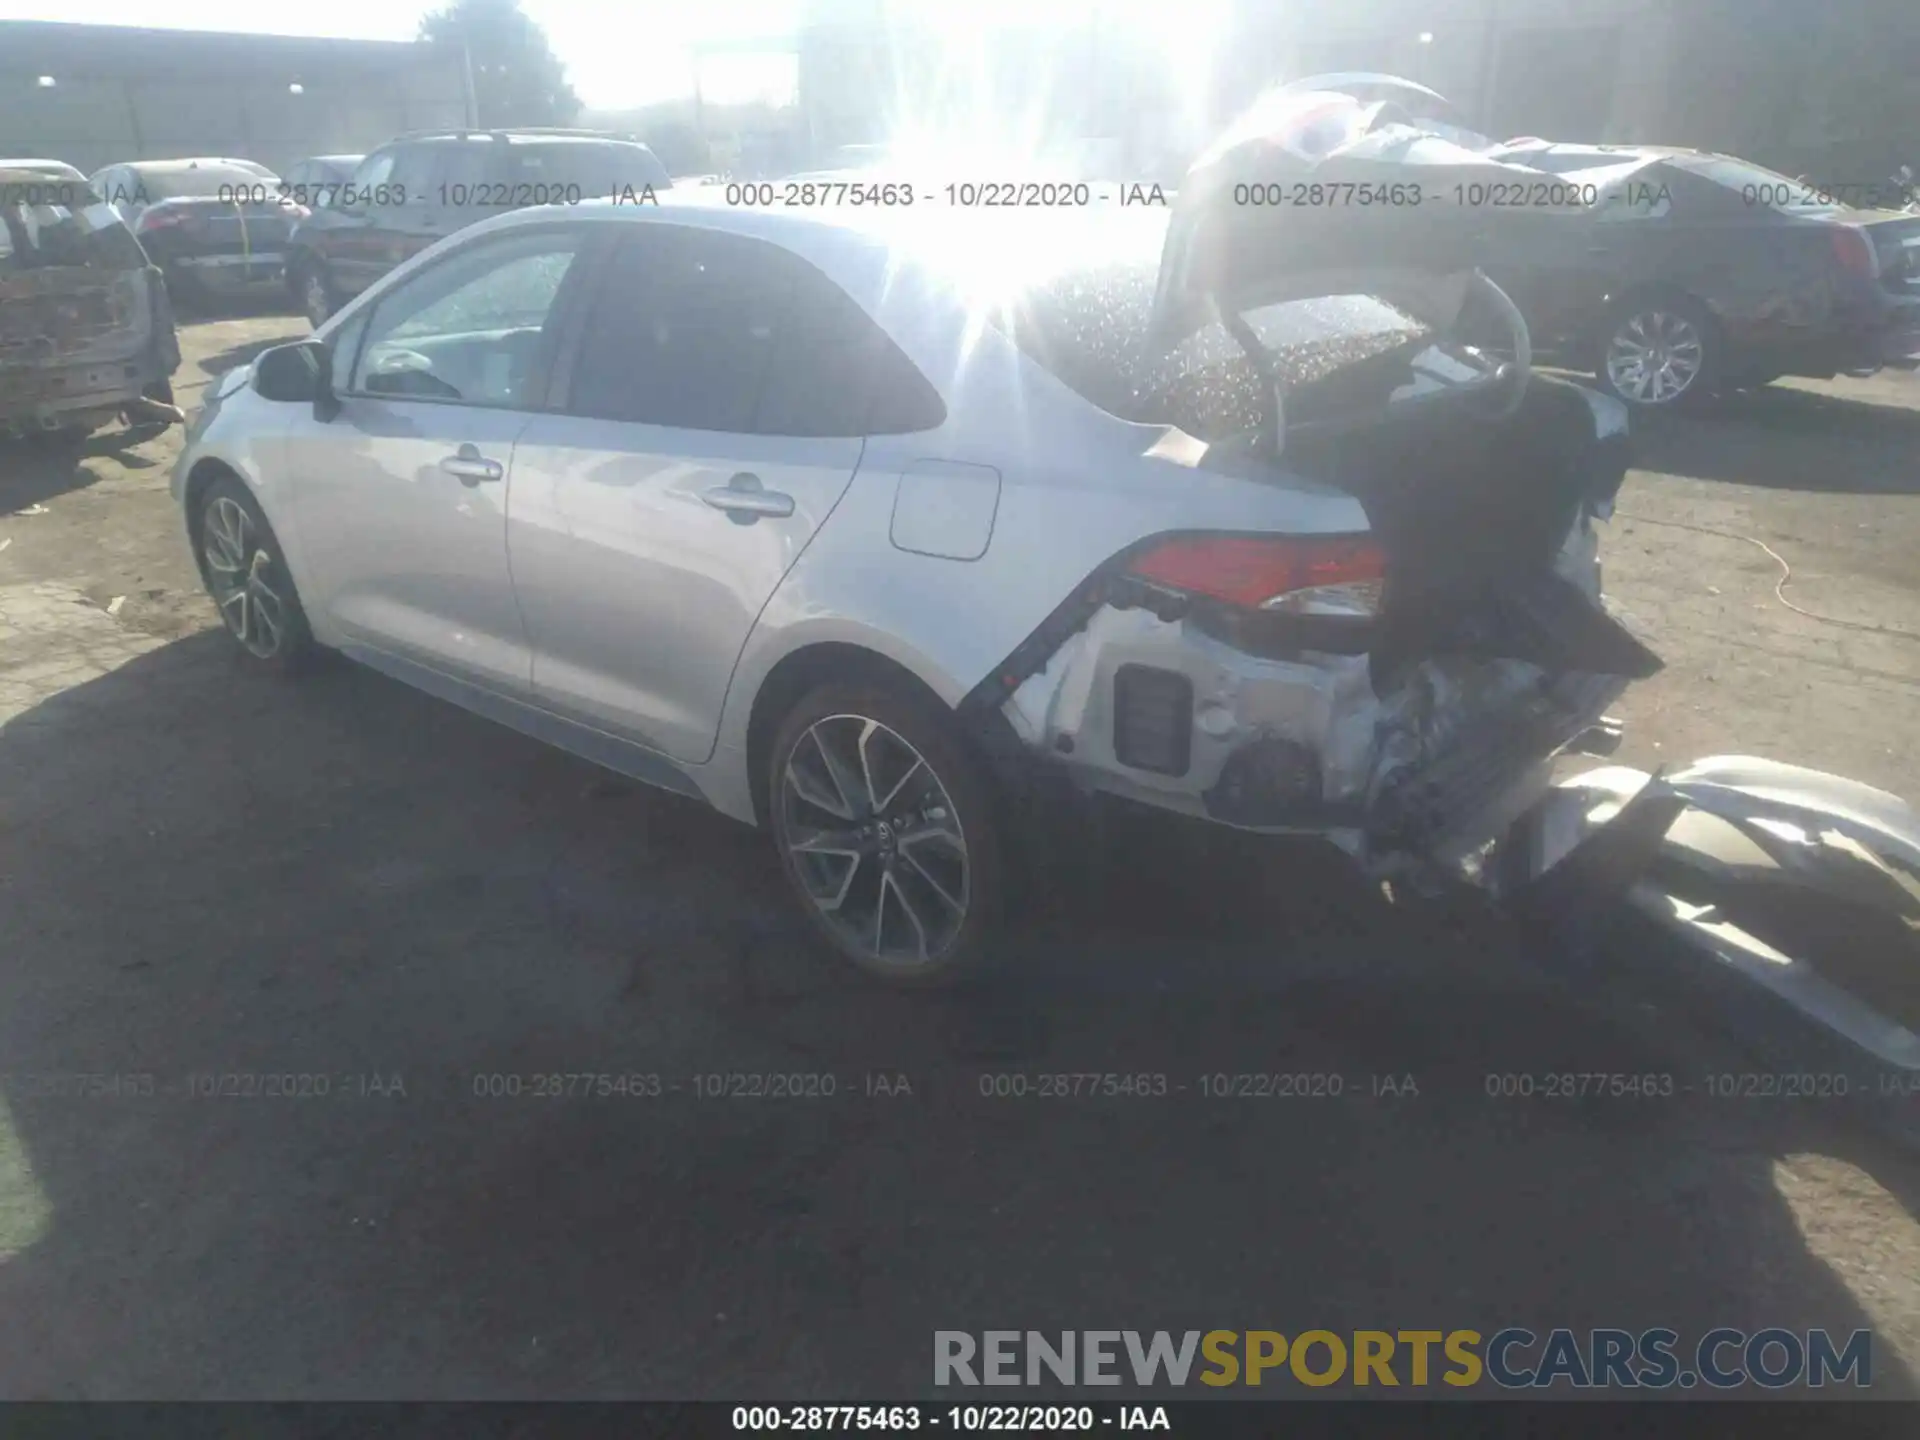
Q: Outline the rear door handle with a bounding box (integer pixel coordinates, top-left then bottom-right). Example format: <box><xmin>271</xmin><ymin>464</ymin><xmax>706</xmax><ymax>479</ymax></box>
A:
<box><xmin>439</xmin><ymin>443</ymin><xmax>504</xmax><ymax>485</ymax></box>
<box><xmin>702</xmin><ymin>472</ymin><xmax>794</xmax><ymax>523</ymax></box>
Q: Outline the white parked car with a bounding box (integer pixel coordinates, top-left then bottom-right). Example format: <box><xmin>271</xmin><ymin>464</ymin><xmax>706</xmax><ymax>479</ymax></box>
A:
<box><xmin>172</xmin><ymin>90</ymin><xmax>1658</xmax><ymax>984</ymax></box>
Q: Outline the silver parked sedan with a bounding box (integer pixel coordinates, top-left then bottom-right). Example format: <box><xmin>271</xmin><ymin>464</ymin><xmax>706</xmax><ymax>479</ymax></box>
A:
<box><xmin>172</xmin><ymin>96</ymin><xmax>1660</xmax><ymax>984</ymax></box>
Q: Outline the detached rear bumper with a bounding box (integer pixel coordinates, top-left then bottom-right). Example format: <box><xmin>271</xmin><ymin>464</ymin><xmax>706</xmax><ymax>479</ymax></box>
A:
<box><xmin>1504</xmin><ymin>757</ymin><xmax>1920</xmax><ymax>1080</ymax></box>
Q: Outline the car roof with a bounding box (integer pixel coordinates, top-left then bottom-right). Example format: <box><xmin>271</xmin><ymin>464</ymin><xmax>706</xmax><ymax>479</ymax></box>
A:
<box><xmin>464</xmin><ymin>189</ymin><xmax>1174</xmax><ymax>304</ymax></box>
<box><xmin>397</xmin><ymin>133</ymin><xmax>652</xmax><ymax>148</ymax></box>
<box><xmin>0</xmin><ymin>158</ymin><xmax>85</xmax><ymax>179</ymax></box>
<box><xmin>108</xmin><ymin>158</ymin><xmax>271</xmax><ymax>173</ymax></box>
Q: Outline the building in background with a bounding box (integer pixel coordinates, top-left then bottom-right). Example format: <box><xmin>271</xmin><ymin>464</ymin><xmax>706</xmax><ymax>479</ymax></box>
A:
<box><xmin>794</xmin><ymin>0</ymin><xmax>1918</xmax><ymax>182</ymax></box>
<box><xmin>0</xmin><ymin>21</ymin><xmax>473</xmax><ymax>176</ymax></box>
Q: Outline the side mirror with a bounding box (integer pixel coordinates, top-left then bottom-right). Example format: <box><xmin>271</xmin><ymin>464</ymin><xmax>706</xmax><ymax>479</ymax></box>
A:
<box><xmin>253</xmin><ymin>339</ymin><xmax>339</xmax><ymax>420</ymax></box>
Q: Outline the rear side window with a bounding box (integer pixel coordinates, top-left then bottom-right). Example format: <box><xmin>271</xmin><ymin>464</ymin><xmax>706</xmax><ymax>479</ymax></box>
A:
<box><xmin>565</xmin><ymin>226</ymin><xmax>943</xmax><ymax>435</ymax></box>
<box><xmin>508</xmin><ymin>142</ymin><xmax>669</xmax><ymax>197</ymax></box>
<box><xmin>1680</xmin><ymin>155</ymin><xmax>1838</xmax><ymax>212</ymax></box>
<box><xmin>756</xmin><ymin>268</ymin><xmax>945</xmax><ymax>435</ymax></box>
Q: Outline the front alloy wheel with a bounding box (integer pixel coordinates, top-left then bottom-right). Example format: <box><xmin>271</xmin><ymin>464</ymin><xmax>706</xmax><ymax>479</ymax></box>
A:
<box><xmin>200</xmin><ymin>494</ymin><xmax>293</xmax><ymax>659</ymax></box>
<box><xmin>1604</xmin><ymin>307</ymin><xmax>1707</xmax><ymax>406</ymax></box>
<box><xmin>779</xmin><ymin>713</ymin><xmax>972</xmax><ymax>970</ymax></box>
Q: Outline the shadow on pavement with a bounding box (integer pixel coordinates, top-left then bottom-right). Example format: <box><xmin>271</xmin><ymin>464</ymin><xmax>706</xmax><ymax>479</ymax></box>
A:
<box><xmin>0</xmin><ymin>630</ymin><xmax>1916</xmax><ymax>1398</ymax></box>
<box><xmin>1634</xmin><ymin>385</ymin><xmax>1920</xmax><ymax>494</ymax></box>
<box><xmin>0</xmin><ymin>427</ymin><xmax>166</xmax><ymax>514</ymax></box>
<box><xmin>198</xmin><ymin>335</ymin><xmax>305</xmax><ymax>379</ymax></box>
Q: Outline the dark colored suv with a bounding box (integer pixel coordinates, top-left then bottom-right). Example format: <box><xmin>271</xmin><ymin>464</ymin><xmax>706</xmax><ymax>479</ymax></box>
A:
<box><xmin>284</xmin><ymin>129</ymin><xmax>670</xmax><ymax>327</ymax></box>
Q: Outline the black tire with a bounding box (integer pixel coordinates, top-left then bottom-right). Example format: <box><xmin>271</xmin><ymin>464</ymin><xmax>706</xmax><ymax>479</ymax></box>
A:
<box><xmin>767</xmin><ymin>680</ymin><xmax>1007</xmax><ymax>987</ymax></box>
<box><xmin>293</xmin><ymin>259</ymin><xmax>340</xmax><ymax>330</ymax></box>
<box><xmin>1593</xmin><ymin>293</ymin><xmax>1721</xmax><ymax>410</ymax></box>
<box><xmin>191</xmin><ymin>474</ymin><xmax>317</xmax><ymax>675</ymax></box>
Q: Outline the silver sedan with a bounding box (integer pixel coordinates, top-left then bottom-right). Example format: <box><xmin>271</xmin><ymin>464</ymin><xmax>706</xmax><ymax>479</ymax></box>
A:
<box><xmin>172</xmin><ymin>179</ymin><xmax>1647</xmax><ymax>984</ymax></box>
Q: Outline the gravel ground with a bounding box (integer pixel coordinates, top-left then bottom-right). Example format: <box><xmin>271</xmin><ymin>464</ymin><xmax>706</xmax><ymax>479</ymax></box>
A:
<box><xmin>0</xmin><ymin>315</ymin><xmax>1917</xmax><ymax>1400</ymax></box>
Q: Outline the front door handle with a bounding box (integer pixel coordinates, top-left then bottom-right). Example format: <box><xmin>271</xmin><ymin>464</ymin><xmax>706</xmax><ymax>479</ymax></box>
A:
<box><xmin>702</xmin><ymin>472</ymin><xmax>794</xmax><ymax>523</ymax></box>
<box><xmin>439</xmin><ymin>443</ymin><xmax>503</xmax><ymax>485</ymax></box>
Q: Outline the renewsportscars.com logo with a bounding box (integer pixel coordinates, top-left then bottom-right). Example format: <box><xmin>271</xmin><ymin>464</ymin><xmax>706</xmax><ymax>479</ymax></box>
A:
<box><xmin>933</xmin><ymin>1328</ymin><xmax>1873</xmax><ymax>1390</ymax></box>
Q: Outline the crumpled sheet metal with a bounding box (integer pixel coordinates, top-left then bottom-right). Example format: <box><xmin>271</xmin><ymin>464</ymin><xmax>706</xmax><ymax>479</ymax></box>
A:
<box><xmin>1522</xmin><ymin>756</ymin><xmax>1920</xmax><ymax>1071</ymax></box>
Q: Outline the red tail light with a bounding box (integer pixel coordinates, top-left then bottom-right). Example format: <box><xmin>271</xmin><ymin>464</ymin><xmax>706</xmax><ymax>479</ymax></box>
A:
<box><xmin>1830</xmin><ymin>226</ymin><xmax>1880</xmax><ymax>280</ymax></box>
<box><xmin>135</xmin><ymin>208</ymin><xmax>185</xmax><ymax>232</ymax></box>
<box><xmin>1127</xmin><ymin>534</ymin><xmax>1387</xmax><ymax>617</ymax></box>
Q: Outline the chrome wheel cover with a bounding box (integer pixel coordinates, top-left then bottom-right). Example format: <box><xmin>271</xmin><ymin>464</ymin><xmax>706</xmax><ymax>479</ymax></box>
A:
<box><xmin>1606</xmin><ymin>309</ymin><xmax>1705</xmax><ymax>404</ymax></box>
<box><xmin>201</xmin><ymin>496</ymin><xmax>288</xmax><ymax>659</ymax></box>
<box><xmin>778</xmin><ymin>714</ymin><xmax>969</xmax><ymax>968</ymax></box>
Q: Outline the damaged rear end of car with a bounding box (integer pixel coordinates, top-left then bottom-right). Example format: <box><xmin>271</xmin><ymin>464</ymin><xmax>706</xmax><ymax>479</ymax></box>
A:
<box><xmin>963</xmin><ymin>85</ymin><xmax>1659</xmax><ymax>896</ymax></box>
<box><xmin>0</xmin><ymin>170</ymin><xmax>182</xmax><ymax>439</ymax></box>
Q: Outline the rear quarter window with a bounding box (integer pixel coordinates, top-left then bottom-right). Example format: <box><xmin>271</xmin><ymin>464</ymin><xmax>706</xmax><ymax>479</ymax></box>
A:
<box><xmin>999</xmin><ymin>262</ymin><xmax>1426</xmax><ymax>440</ymax></box>
<box><xmin>1680</xmin><ymin>155</ymin><xmax>1841</xmax><ymax>213</ymax></box>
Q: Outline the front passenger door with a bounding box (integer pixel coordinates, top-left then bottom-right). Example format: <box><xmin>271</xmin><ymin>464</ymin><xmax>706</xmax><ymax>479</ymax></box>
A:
<box><xmin>280</xmin><ymin>224</ymin><xmax>592</xmax><ymax>695</ymax></box>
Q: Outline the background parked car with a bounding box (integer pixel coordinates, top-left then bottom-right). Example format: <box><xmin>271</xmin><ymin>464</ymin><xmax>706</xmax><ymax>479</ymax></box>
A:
<box><xmin>1</xmin><ymin>166</ymin><xmax>181</xmax><ymax>442</ymax></box>
<box><xmin>0</xmin><ymin>158</ymin><xmax>87</xmax><ymax>186</ymax></box>
<box><xmin>89</xmin><ymin>158</ymin><xmax>303</xmax><ymax>312</ymax></box>
<box><xmin>284</xmin><ymin>129</ymin><xmax>671</xmax><ymax>327</ymax></box>
<box><xmin>1474</xmin><ymin>142</ymin><xmax>1920</xmax><ymax>406</ymax></box>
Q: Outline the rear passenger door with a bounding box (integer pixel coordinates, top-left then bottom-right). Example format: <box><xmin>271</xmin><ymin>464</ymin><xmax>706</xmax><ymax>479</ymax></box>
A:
<box><xmin>506</xmin><ymin>223</ymin><xmax>943</xmax><ymax>764</ymax></box>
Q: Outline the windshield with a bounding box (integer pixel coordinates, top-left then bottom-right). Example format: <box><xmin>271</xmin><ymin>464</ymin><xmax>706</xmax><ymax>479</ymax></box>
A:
<box><xmin>0</xmin><ymin>199</ymin><xmax>145</xmax><ymax>272</ymax></box>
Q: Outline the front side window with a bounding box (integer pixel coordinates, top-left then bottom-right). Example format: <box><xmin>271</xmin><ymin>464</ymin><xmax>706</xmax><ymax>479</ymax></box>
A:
<box><xmin>386</xmin><ymin>145</ymin><xmax>447</xmax><ymax>200</ymax></box>
<box><xmin>566</xmin><ymin>226</ymin><xmax>942</xmax><ymax>435</ymax></box>
<box><xmin>351</xmin><ymin>229</ymin><xmax>583</xmax><ymax>408</ymax></box>
<box><xmin>346</xmin><ymin>151</ymin><xmax>396</xmax><ymax>208</ymax></box>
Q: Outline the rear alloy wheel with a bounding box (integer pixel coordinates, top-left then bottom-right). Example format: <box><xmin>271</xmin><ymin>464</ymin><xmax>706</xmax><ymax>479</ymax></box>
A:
<box><xmin>1599</xmin><ymin>301</ymin><xmax>1714</xmax><ymax>407</ymax></box>
<box><xmin>194</xmin><ymin>477</ymin><xmax>315</xmax><ymax>671</ymax></box>
<box><xmin>769</xmin><ymin>683</ymin><xmax>1004</xmax><ymax>986</ymax></box>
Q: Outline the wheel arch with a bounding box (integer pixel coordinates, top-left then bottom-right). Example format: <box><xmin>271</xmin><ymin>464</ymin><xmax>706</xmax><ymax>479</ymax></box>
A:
<box><xmin>743</xmin><ymin>640</ymin><xmax>961</xmax><ymax>827</ymax></box>
<box><xmin>182</xmin><ymin>456</ymin><xmax>304</xmax><ymax>595</ymax></box>
<box><xmin>182</xmin><ymin>456</ymin><xmax>246</xmax><ymax>562</ymax></box>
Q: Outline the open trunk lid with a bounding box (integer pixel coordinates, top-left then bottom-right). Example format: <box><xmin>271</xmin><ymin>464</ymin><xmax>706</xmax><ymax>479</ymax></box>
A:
<box><xmin>1132</xmin><ymin>86</ymin><xmax>1661</xmax><ymax>727</ymax></box>
<box><xmin>1148</xmin><ymin>84</ymin><xmax>1581</xmax><ymax>347</ymax></box>
<box><xmin>137</xmin><ymin>197</ymin><xmax>296</xmax><ymax>252</ymax></box>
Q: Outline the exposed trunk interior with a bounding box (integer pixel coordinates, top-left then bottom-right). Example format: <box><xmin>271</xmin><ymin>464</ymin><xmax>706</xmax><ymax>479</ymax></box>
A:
<box><xmin>1279</xmin><ymin>370</ymin><xmax>1657</xmax><ymax>679</ymax></box>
